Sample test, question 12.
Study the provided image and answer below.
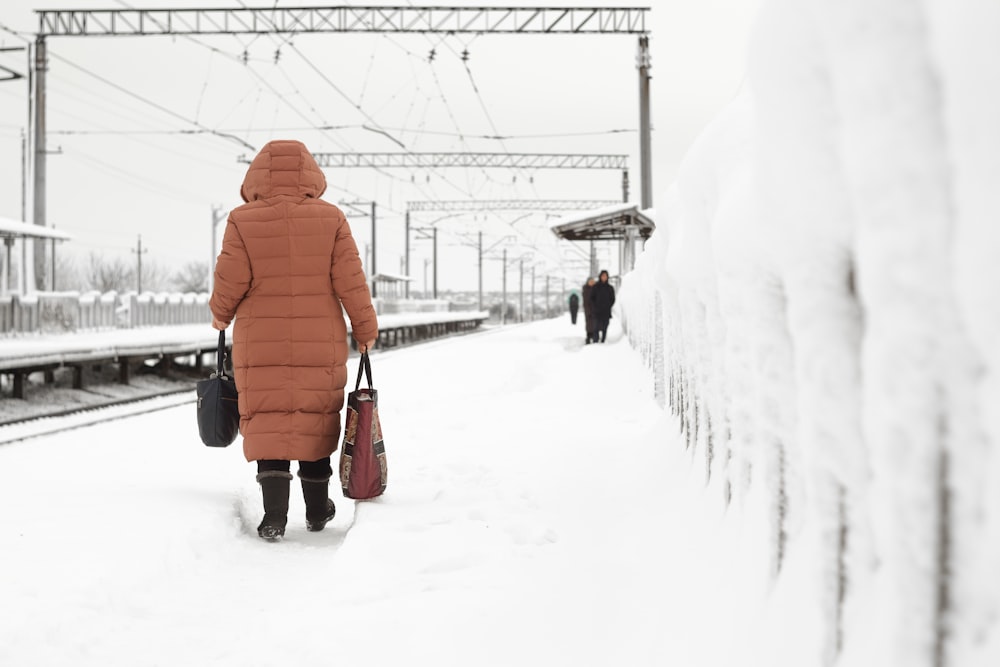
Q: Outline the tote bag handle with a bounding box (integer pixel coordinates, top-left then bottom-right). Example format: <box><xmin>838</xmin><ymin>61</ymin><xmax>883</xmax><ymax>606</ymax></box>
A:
<box><xmin>353</xmin><ymin>350</ymin><xmax>373</xmax><ymax>391</ymax></box>
<box><xmin>214</xmin><ymin>330</ymin><xmax>231</xmax><ymax>380</ymax></box>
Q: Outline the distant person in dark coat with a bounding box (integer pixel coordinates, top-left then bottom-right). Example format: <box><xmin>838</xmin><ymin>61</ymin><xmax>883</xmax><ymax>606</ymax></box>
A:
<box><xmin>589</xmin><ymin>269</ymin><xmax>615</xmax><ymax>343</ymax></box>
<box><xmin>581</xmin><ymin>277</ymin><xmax>597</xmax><ymax>344</ymax></box>
<box><xmin>568</xmin><ymin>291</ymin><xmax>580</xmax><ymax>324</ymax></box>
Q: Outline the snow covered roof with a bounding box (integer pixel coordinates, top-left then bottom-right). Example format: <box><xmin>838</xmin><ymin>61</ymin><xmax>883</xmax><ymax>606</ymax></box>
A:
<box><xmin>548</xmin><ymin>203</ymin><xmax>655</xmax><ymax>241</ymax></box>
<box><xmin>372</xmin><ymin>272</ymin><xmax>415</xmax><ymax>283</ymax></box>
<box><xmin>0</xmin><ymin>216</ymin><xmax>73</xmax><ymax>241</ymax></box>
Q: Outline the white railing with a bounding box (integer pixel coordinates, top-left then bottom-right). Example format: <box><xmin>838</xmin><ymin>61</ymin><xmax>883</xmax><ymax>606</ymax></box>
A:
<box><xmin>0</xmin><ymin>291</ymin><xmax>212</xmax><ymax>335</ymax></box>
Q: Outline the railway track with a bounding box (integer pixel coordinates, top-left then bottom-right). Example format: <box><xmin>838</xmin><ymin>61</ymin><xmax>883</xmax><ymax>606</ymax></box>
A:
<box><xmin>0</xmin><ymin>387</ymin><xmax>197</xmax><ymax>446</ymax></box>
<box><xmin>0</xmin><ymin>322</ymin><xmax>505</xmax><ymax>445</ymax></box>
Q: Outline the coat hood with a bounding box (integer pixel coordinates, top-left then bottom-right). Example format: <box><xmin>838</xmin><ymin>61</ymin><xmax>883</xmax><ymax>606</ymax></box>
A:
<box><xmin>240</xmin><ymin>140</ymin><xmax>327</xmax><ymax>202</ymax></box>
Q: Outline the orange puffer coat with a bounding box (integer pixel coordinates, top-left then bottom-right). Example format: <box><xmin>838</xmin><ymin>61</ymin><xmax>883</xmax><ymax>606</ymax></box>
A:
<box><xmin>209</xmin><ymin>140</ymin><xmax>378</xmax><ymax>463</ymax></box>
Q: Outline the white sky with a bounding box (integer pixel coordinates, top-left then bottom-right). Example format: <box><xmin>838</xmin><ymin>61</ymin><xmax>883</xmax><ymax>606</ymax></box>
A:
<box><xmin>0</xmin><ymin>1</ymin><xmax>759</xmax><ymax>292</ymax></box>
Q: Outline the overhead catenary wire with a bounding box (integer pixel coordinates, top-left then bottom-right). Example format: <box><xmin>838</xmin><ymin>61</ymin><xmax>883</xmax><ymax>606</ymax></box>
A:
<box><xmin>388</xmin><ymin>11</ymin><xmax>570</xmax><ymax>255</ymax></box>
<box><xmin>280</xmin><ymin>39</ymin><xmax>501</xmax><ymax>210</ymax></box>
<box><xmin>49</xmin><ymin>52</ymin><xmax>256</xmax><ymax>152</ymax></box>
<box><xmin>23</xmin><ymin>3</ymin><xmax>613</xmax><ymax>283</ymax></box>
<box><xmin>366</xmin><ymin>26</ymin><xmax>519</xmax><ymax>197</ymax></box>
<box><xmin>30</xmin><ymin>39</ymin><xmax>408</xmax><ymax>245</ymax></box>
<box><xmin>46</xmin><ymin>125</ymin><xmax>638</xmax><ymax>140</ymax></box>
<box><xmin>194</xmin><ymin>3</ymin><xmax>481</xmax><ymax>212</ymax></box>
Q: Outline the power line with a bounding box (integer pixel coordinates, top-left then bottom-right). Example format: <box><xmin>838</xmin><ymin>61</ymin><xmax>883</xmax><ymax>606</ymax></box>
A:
<box><xmin>49</xmin><ymin>52</ymin><xmax>257</xmax><ymax>152</ymax></box>
<box><xmin>287</xmin><ymin>43</ymin><xmax>407</xmax><ymax>150</ymax></box>
<box><xmin>0</xmin><ymin>22</ymin><xmax>31</xmax><ymax>42</ymax></box>
<box><xmin>45</xmin><ymin>125</ymin><xmax>638</xmax><ymax>140</ymax></box>
<box><xmin>279</xmin><ymin>40</ymin><xmax>502</xmax><ymax>206</ymax></box>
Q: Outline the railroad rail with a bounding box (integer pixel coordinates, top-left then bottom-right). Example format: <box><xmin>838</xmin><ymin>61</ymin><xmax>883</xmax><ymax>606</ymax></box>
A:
<box><xmin>0</xmin><ymin>311</ymin><xmax>491</xmax><ymax>441</ymax></box>
<box><xmin>0</xmin><ymin>311</ymin><xmax>489</xmax><ymax>400</ymax></box>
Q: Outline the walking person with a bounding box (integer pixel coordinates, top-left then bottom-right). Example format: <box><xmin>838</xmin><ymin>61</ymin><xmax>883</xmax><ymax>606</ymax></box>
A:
<box><xmin>210</xmin><ymin>139</ymin><xmax>378</xmax><ymax>542</ymax></box>
<box><xmin>581</xmin><ymin>277</ymin><xmax>597</xmax><ymax>344</ymax></box>
<box><xmin>568</xmin><ymin>290</ymin><xmax>580</xmax><ymax>325</ymax></box>
<box><xmin>589</xmin><ymin>270</ymin><xmax>616</xmax><ymax>343</ymax></box>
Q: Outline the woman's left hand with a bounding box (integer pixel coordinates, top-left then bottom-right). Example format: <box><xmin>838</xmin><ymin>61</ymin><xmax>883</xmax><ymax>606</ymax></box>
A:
<box><xmin>212</xmin><ymin>317</ymin><xmax>228</xmax><ymax>331</ymax></box>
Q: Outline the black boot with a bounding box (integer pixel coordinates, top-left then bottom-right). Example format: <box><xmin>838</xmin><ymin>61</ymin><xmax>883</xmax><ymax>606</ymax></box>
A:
<box><xmin>256</xmin><ymin>471</ymin><xmax>292</xmax><ymax>541</ymax></box>
<box><xmin>299</xmin><ymin>473</ymin><xmax>336</xmax><ymax>532</ymax></box>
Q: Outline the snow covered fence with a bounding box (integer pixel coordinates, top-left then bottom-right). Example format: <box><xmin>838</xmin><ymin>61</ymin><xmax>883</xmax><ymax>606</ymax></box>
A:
<box><xmin>0</xmin><ymin>291</ymin><xmax>212</xmax><ymax>335</ymax></box>
<box><xmin>124</xmin><ymin>291</ymin><xmax>211</xmax><ymax>328</ymax></box>
<box><xmin>618</xmin><ymin>2</ymin><xmax>1000</xmax><ymax>666</ymax></box>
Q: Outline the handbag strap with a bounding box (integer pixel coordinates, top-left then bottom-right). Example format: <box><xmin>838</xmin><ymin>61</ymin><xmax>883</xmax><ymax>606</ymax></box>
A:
<box><xmin>215</xmin><ymin>330</ymin><xmax>229</xmax><ymax>378</ymax></box>
<box><xmin>354</xmin><ymin>351</ymin><xmax>373</xmax><ymax>391</ymax></box>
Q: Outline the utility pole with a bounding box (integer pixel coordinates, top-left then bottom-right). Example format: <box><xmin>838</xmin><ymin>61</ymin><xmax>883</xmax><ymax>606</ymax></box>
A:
<box><xmin>23</xmin><ymin>44</ymin><xmax>32</xmax><ymax>294</ymax></box>
<box><xmin>132</xmin><ymin>235</ymin><xmax>148</xmax><ymax>293</ymax></box>
<box><xmin>519</xmin><ymin>258</ymin><xmax>524</xmax><ymax>323</ymax></box>
<box><xmin>404</xmin><ymin>210</ymin><xmax>410</xmax><ymax>298</ymax></box>
<box><xmin>432</xmin><ymin>227</ymin><xmax>438</xmax><ymax>299</ymax></box>
<box><xmin>21</xmin><ymin>128</ymin><xmax>27</xmax><ymax>225</ymax></box>
<box><xmin>208</xmin><ymin>205</ymin><xmax>226</xmax><ymax>293</ymax></box>
<box><xmin>17</xmin><ymin>128</ymin><xmax>26</xmax><ymax>295</ymax></box>
<box><xmin>340</xmin><ymin>201</ymin><xmax>377</xmax><ymax>297</ymax></box>
<box><xmin>545</xmin><ymin>275</ymin><xmax>550</xmax><ymax>319</ymax></box>
<box><xmin>2</xmin><ymin>238</ymin><xmax>12</xmax><ymax>295</ymax></box>
<box><xmin>410</xmin><ymin>224</ymin><xmax>437</xmax><ymax>300</ymax></box>
<box><xmin>370</xmin><ymin>201</ymin><xmax>377</xmax><ymax>297</ymax></box>
<box><xmin>0</xmin><ymin>118</ymin><xmax>24</xmax><ymax>295</ymax></box>
<box><xmin>638</xmin><ymin>35</ymin><xmax>653</xmax><ymax>210</ymax></box>
<box><xmin>530</xmin><ymin>264</ymin><xmax>535</xmax><ymax>322</ymax></box>
<box><xmin>479</xmin><ymin>235</ymin><xmax>513</xmax><ymax>320</ymax></box>
<box><xmin>32</xmin><ymin>36</ymin><xmax>47</xmax><ymax>290</ymax></box>
<box><xmin>50</xmin><ymin>228</ymin><xmax>56</xmax><ymax>290</ymax></box>
<box><xmin>501</xmin><ymin>248</ymin><xmax>507</xmax><ymax>326</ymax></box>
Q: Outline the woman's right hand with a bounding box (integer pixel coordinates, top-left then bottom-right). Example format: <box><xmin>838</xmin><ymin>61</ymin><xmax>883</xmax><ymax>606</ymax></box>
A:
<box><xmin>358</xmin><ymin>339</ymin><xmax>376</xmax><ymax>354</ymax></box>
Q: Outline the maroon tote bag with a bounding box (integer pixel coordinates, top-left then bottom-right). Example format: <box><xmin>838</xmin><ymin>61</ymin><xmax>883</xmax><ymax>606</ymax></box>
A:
<box><xmin>339</xmin><ymin>352</ymin><xmax>387</xmax><ymax>500</ymax></box>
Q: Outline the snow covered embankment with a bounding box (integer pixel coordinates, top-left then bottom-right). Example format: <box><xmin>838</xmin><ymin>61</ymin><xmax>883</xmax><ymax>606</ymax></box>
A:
<box><xmin>619</xmin><ymin>2</ymin><xmax>1000</xmax><ymax>666</ymax></box>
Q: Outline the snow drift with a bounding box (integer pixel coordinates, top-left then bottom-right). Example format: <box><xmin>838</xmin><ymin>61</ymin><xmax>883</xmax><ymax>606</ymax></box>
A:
<box><xmin>619</xmin><ymin>1</ymin><xmax>1000</xmax><ymax>666</ymax></box>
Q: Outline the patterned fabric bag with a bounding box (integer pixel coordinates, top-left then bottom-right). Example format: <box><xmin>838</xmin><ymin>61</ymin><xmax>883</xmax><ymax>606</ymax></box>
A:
<box><xmin>339</xmin><ymin>352</ymin><xmax>387</xmax><ymax>499</ymax></box>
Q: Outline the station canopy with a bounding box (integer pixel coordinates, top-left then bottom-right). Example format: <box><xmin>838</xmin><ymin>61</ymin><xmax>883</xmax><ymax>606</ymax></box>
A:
<box><xmin>548</xmin><ymin>203</ymin><xmax>655</xmax><ymax>242</ymax></box>
<box><xmin>0</xmin><ymin>216</ymin><xmax>73</xmax><ymax>241</ymax></box>
<box><xmin>371</xmin><ymin>272</ymin><xmax>414</xmax><ymax>299</ymax></box>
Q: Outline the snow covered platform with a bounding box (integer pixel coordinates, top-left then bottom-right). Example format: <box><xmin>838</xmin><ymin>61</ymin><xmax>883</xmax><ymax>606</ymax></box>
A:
<box><xmin>0</xmin><ymin>316</ymin><xmax>681</xmax><ymax>665</ymax></box>
<box><xmin>0</xmin><ymin>311</ymin><xmax>489</xmax><ymax>398</ymax></box>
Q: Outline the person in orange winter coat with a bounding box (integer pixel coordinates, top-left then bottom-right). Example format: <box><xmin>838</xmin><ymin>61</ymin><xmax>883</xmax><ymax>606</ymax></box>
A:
<box><xmin>210</xmin><ymin>139</ymin><xmax>378</xmax><ymax>542</ymax></box>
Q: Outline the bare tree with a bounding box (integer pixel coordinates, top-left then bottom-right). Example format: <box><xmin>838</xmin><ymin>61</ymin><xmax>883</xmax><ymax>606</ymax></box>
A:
<box><xmin>137</xmin><ymin>258</ymin><xmax>170</xmax><ymax>293</ymax></box>
<box><xmin>85</xmin><ymin>252</ymin><xmax>134</xmax><ymax>293</ymax></box>
<box><xmin>172</xmin><ymin>261</ymin><xmax>209</xmax><ymax>293</ymax></box>
<box><xmin>54</xmin><ymin>253</ymin><xmax>83</xmax><ymax>291</ymax></box>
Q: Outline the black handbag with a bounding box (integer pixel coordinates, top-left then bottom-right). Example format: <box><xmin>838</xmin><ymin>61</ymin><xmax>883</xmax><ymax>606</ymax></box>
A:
<box><xmin>196</xmin><ymin>330</ymin><xmax>240</xmax><ymax>447</ymax></box>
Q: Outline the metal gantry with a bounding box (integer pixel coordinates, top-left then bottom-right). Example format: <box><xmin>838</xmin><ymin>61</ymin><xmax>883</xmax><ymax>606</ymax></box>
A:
<box><xmin>311</xmin><ymin>151</ymin><xmax>632</xmax><ymax>203</ymax></box>
<box><xmin>37</xmin><ymin>6</ymin><xmax>649</xmax><ymax>36</ymax></box>
<box><xmin>407</xmin><ymin>199</ymin><xmax>621</xmax><ymax>213</ymax></box>
<box><xmin>30</xmin><ymin>5</ymin><xmax>653</xmax><ymax>290</ymax></box>
<box><xmin>311</xmin><ymin>152</ymin><xmax>628</xmax><ymax>170</ymax></box>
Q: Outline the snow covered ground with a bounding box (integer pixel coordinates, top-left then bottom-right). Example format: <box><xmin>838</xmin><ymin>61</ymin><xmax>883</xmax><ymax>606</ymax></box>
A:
<box><xmin>615</xmin><ymin>2</ymin><xmax>1000</xmax><ymax>666</ymax></box>
<box><xmin>0</xmin><ymin>317</ymin><xmax>701</xmax><ymax>667</ymax></box>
